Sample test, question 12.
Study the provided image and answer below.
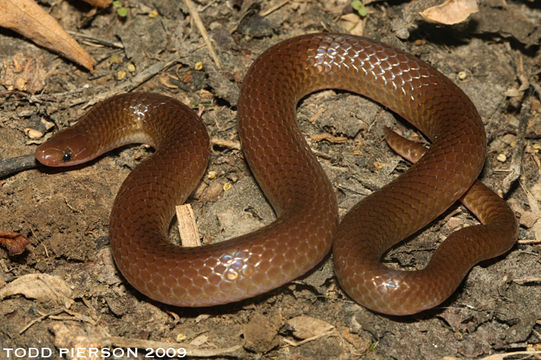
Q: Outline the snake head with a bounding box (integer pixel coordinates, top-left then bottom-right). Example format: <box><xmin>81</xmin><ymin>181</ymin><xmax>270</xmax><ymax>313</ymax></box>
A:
<box><xmin>35</xmin><ymin>127</ymin><xmax>96</xmax><ymax>167</ymax></box>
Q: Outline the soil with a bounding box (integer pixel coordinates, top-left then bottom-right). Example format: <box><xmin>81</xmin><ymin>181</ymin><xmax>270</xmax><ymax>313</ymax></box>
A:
<box><xmin>1</xmin><ymin>0</ymin><xmax>540</xmax><ymax>359</ymax></box>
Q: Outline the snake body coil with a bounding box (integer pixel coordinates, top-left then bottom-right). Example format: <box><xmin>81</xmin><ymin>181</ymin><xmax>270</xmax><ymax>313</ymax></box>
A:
<box><xmin>35</xmin><ymin>33</ymin><xmax>517</xmax><ymax>315</ymax></box>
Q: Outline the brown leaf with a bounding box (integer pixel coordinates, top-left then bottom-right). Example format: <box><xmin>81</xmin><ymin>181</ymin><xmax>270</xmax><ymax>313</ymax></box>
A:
<box><xmin>0</xmin><ymin>0</ymin><xmax>95</xmax><ymax>71</ymax></box>
<box><xmin>420</xmin><ymin>0</ymin><xmax>479</xmax><ymax>25</ymax></box>
<box><xmin>80</xmin><ymin>0</ymin><xmax>112</xmax><ymax>8</ymax></box>
<box><xmin>0</xmin><ymin>230</ymin><xmax>29</xmax><ymax>256</ymax></box>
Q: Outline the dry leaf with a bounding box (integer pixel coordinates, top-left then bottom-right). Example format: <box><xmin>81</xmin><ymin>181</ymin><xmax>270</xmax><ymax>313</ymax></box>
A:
<box><xmin>81</xmin><ymin>0</ymin><xmax>112</xmax><ymax>8</ymax></box>
<box><xmin>286</xmin><ymin>316</ymin><xmax>334</xmax><ymax>340</ymax></box>
<box><xmin>0</xmin><ymin>0</ymin><xmax>95</xmax><ymax>71</ymax></box>
<box><xmin>0</xmin><ymin>273</ymin><xmax>74</xmax><ymax>308</ymax></box>
<box><xmin>420</xmin><ymin>0</ymin><xmax>479</xmax><ymax>25</ymax></box>
<box><xmin>0</xmin><ymin>230</ymin><xmax>29</xmax><ymax>256</ymax></box>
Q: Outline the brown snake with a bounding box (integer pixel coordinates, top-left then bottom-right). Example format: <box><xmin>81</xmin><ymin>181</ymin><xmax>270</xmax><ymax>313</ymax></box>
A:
<box><xmin>35</xmin><ymin>33</ymin><xmax>517</xmax><ymax>315</ymax></box>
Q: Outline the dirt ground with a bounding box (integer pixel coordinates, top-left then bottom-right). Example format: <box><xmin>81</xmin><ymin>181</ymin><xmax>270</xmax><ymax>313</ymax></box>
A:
<box><xmin>0</xmin><ymin>0</ymin><xmax>540</xmax><ymax>359</ymax></box>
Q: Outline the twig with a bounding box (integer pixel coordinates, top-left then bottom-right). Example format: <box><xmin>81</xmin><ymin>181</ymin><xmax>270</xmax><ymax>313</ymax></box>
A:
<box><xmin>210</xmin><ymin>137</ymin><xmax>241</xmax><ymax>150</ymax></box>
<box><xmin>184</xmin><ymin>0</ymin><xmax>222</xmax><ymax>69</ymax></box>
<box><xmin>518</xmin><ymin>239</ymin><xmax>541</xmax><ymax>244</ymax></box>
<box><xmin>87</xmin><ymin>54</ymin><xmax>181</xmax><ymax>106</ymax></box>
<box><xmin>26</xmin><ymin>54</ymin><xmax>180</xmax><ymax>111</ymax></box>
<box><xmin>312</xmin><ymin>133</ymin><xmax>348</xmax><ymax>144</ymax></box>
<box><xmin>19</xmin><ymin>309</ymin><xmax>64</xmax><ymax>335</ymax></box>
<box><xmin>59</xmin><ymin>55</ymin><xmax>180</xmax><ymax>111</ymax></box>
<box><xmin>124</xmin><ymin>54</ymin><xmax>180</xmax><ymax>92</ymax></box>
<box><xmin>0</xmin><ymin>154</ymin><xmax>37</xmax><ymax>178</ymax></box>
<box><xmin>512</xmin><ymin>276</ymin><xmax>541</xmax><ymax>285</ymax></box>
<box><xmin>476</xmin><ymin>350</ymin><xmax>541</xmax><ymax>360</ymax></box>
<box><xmin>74</xmin><ymin>54</ymin><xmax>180</xmax><ymax>108</ymax></box>
<box><xmin>67</xmin><ymin>31</ymin><xmax>124</xmax><ymax>49</ymax></box>
<box><xmin>176</xmin><ymin>204</ymin><xmax>201</xmax><ymax>247</ymax></box>
<box><xmin>500</xmin><ymin>127</ymin><xmax>540</xmax><ymax>140</ymax></box>
<box><xmin>260</xmin><ymin>0</ymin><xmax>290</xmax><ymax>17</ymax></box>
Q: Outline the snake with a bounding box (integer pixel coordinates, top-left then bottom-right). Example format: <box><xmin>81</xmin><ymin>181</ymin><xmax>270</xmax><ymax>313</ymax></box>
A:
<box><xmin>34</xmin><ymin>33</ymin><xmax>517</xmax><ymax>315</ymax></box>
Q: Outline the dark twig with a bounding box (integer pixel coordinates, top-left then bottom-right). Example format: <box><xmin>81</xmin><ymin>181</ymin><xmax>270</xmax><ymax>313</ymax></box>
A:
<box><xmin>26</xmin><ymin>54</ymin><xmax>180</xmax><ymax>112</ymax></box>
<box><xmin>0</xmin><ymin>154</ymin><xmax>37</xmax><ymax>179</ymax></box>
<box><xmin>66</xmin><ymin>31</ymin><xmax>124</xmax><ymax>49</ymax></box>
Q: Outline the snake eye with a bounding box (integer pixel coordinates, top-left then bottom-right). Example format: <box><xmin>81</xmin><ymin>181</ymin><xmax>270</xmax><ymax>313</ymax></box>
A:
<box><xmin>62</xmin><ymin>151</ymin><xmax>72</xmax><ymax>162</ymax></box>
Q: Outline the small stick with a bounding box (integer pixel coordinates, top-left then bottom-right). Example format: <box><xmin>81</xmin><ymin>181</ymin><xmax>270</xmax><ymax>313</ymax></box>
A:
<box><xmin>260</xmin><ymin>0</ymin><xmax>290</xmax><ymax>17</ymax></box>
<box><xmin>26</xmin><ymin>54</ymin><xmax>180</xmax><ymax>110</ymax></box>
<box><xmin>311</xmin><ymin>133</ymin><xmax>348</xmax><ymax>144</ymax></box>
<box><xmin>184</xmin><ymin>0</ymin><xmax>222</xmax><ymax>69</ymax></box>
<box><xmin>63</xmin><ymin>54</ymin><xmax>181</xmax><ymax>110</ymax></box>
<box><xmin>67</xmin><ymin>31</ymin><xmax>124</xmax><ymax>49</ymax></box>
<box><xmin>0</xmin><ymin>154</ymin><xmax>37</xmax><ymax>178</ymax></box>
<box><xmin>210</xmin><ymin>137</ymin><xmax>241</xmax><ymax>150</ymax></box>
<box><xmin>175</xmin><ymin>204</ymin><xmax>201</xmax><ymax>247</ymax></box>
